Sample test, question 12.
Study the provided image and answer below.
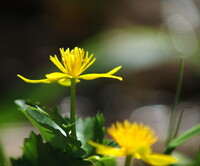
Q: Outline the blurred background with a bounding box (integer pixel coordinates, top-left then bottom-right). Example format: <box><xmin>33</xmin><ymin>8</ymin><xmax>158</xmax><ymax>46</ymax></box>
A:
<box><xmin>1</xmin><ymin>0</ymin><xmax>200</xmax><ymax>162</ymax></box>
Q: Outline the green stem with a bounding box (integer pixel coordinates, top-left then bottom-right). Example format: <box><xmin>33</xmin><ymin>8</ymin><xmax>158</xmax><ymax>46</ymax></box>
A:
<box><xmin>124</xmin><ymin>155</ymin><xmax>132</xmax><ymax>166</ymax></box>
<box><xmin>70</xmin><ymin>78</ymin><xmax>77</xmax><ymax>139</ymax></box>
<box><xmin>166</xmin><ymin>56</ymin><xmax>185</xmax><ymax>146</ymax></box>
<box><xmin>193</xmin><ymin>147</ymin><xmax>200</xmax><ymax>166</ymax></box>
<box><xmin>173</xmin><ymin>109</ymin><xmax>184</xmax><ymax>138</ymax></box>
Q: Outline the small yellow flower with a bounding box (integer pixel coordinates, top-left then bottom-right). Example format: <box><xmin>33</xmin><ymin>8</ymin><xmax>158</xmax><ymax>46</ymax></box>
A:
<box><xmin>89</xmin><ymin>120</ymin><xmax>178</xmax><ymax>166</ymax></box>
<box><xmin>17</xmin><ymin>47</ymin><xmax>122</xmax><ymax>86</ymax></box>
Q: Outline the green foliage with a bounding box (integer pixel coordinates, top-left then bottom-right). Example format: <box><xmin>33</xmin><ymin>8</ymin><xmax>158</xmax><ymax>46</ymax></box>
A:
<box><xmin>165</xmin><ymin>123</ymin><xmax>200</xmax><ymax>154</ymax></box>
<box><xmin>14</xmin><ymin>100</ymin><xmax>91</xmax><ymax>166</ymax></box>
<box><xmin>76</xmin><ymin>114</ymin><xmax>117</xmax><ymax>165</ymax></box>
<box><xmin>76</xmin><ymin>113</ymin><xmax>106</xmax><ymax>158</ymax></box>
<box><xmin>87</xmin><ymin>156</ymin><xmax>116</xmax><ymax>166</ymax></box>
<box><xmin>172</xmin><ymin>152</ymin><xmax>193</xmax><ymax>166</ymax></box>
<box><xmin>11</xmin><ymin>132</ymin><xmax>91</xmax><ymax>166</ymax></box>
<box><xmin>14</xmin><ymin>100</ymin><xmax>117</xmax><ymax>165</ymax></box>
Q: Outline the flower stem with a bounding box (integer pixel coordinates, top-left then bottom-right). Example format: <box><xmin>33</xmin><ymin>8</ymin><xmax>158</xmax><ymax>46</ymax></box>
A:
<box><xmin>70</xmin><ymin>78</ymin><xmax>77</xmax><ymax>139</ymax></box>
<box><xmin>124</xmin><ymin>155</ymin><xmax>132</xmax><ymax>166</ymax></box>
<box><xmin>173</xmin><ymin>108</ymin><xmax>184</xmax><ymax>138</ymax></box>
<box><xmin>166</xmin><ymin>56</ymin><xmax>185</xmax><ymax>146</ymax></box>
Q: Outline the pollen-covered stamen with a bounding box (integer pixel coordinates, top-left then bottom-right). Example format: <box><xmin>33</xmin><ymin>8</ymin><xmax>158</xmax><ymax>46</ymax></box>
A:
<box><xmin>63</xmin><ymin>51</ymin><xmax>74</xmax><ymax>76</ymax></box>
<box><xmin>68</xmin><ymin>54</ymin><xmax>76</xmax><ymax>76</ymax></box>
<box><xmin>73</xmin><ymin>48</ymin><xmax>86</xmax><ymax>76</ymax></box>
<box><xmin>60</xmin><ymin>47</ymin><xmax>96</xmax><ymax>78</ymax></box>
<box><xmin>72</xmin><ymin>48</ymin><xmax>82</xmax><ymax>77</ymax></box>
<box><xmin>60</xmin><ymin>48</ymin><xmax>71</xmax><ymax>74</ymax></box>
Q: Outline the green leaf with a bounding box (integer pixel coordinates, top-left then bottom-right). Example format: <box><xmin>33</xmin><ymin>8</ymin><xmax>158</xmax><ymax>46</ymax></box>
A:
<box><xmin>165</xmin><ymin>123</ymin><xmax>200</xmax><ymax>154</ymax></box>
<box><xmin>15</xmin><ymin>100</ymin><xmax>66</xmax><ymax>146</ymax></box>
<box><xmin>171</xmin><ymin>151</ymin><xmax>193</xmax><ymax>166</ymax></box>
<box><xmin>94</xmin><ymin>156</ymin><xmax>116</xmax><ymax>166</ymax></box>
<box><xmin>10</xmin><ymin>132</ymin><xmax>91</xmax><ymax>166</ymax></box>
<box><xmin>15</xmin><ymin>99</ymin><xmax>86</xmax><ymax>157</ymax></box>
<box><xmin>87</xmin><ymin>155</ymin><xmax>116</xmax><ymax>166</ymax></box>
<box><xmin>76</xmin><ymin>113</ymin><xmax>106</xmax><ymax>158</ymax></box>
<box><xmin>103</xmin><ymin>139</ymin><xmax>118</xmax><ymax>147</ymax></box>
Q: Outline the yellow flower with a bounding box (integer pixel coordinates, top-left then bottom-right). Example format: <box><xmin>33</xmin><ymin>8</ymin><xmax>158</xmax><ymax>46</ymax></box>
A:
<box><xmin>17</xmin><ymin>47</ymin><xmax>122</xmax><ymax>86</ymax></box>
<box><xmin>89</xmin><ymin>120</ymin><xmax>178</xmax><ymax>166</ymax></box>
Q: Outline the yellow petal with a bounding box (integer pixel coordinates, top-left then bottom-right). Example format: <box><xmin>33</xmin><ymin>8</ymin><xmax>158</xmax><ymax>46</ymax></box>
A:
<box><xmin>108</xmin><ymin>66</ymin><xmax>122</xmax><ymax>75</ymax></box>
<box><xmin>45</xmin><ymin>72</ymin><xmax>71</xmax><ymax>81</ymax></box>
<box><xmin>17</xmin><ymin>74</ymin><xmax>51</xmax><ymax>83</ymax></box>
<box><xmin>50</xmin><ymin>55</ymin><xmax>67</xmax><ymax>73</ymax></box>
<box><xmin>79</xmin><ymin>73</ymin><xmax>122</xmax><ymax>81</ymax></box>
<box><xmin>81</xmin><ymin>56</ymin><xmax>96</xmax><ymax>73</ymax></box>
<box><xmin>88</xmin><ymin>141</ymin><xmax>125</xmax><ymax>157</ymax></box>
<box><xmin>142</xmin><ymin>153</ymin><xmax>178</xmax><ymax>166</ymax></box>
<box><xmin>58</xmin><ymin>78</ymin><xmax>80</xmax><ymax>86</ymax></box>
